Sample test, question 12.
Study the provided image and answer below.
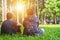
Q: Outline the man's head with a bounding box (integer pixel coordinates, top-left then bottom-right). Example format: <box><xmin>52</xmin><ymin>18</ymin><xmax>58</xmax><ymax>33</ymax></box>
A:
<box><xmin>26</xmin><ymin>8</ymin><xmax>34</xmax><ymax>15</ymax></box>
<box><xmin>6</xmin><ymin>12</ymin><xmax>13</xmax><ymax>20</ymax></box>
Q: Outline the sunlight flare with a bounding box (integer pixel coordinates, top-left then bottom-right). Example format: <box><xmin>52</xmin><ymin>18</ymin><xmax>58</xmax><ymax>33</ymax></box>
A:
<box><xmin>15</xmin><ymin>4</ymin><xmax>25</xmax><ymax>12</ymax></box>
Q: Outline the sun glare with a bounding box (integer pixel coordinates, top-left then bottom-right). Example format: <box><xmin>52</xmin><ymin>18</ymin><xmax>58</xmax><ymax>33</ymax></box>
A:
<box><xmin>15</xmin><ymin>3</ymin><xmax>25</xmax><ymax>23</ymax></box>
<box><xmin>15</xmin><ymin>4</ymin><xmax>25</xmax><ymax>11</ymax></box>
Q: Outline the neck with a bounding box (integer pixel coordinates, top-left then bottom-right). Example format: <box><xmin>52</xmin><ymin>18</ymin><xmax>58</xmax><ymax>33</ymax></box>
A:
<box><xmin>7</xmin><ymin>19</ymin><xmax>12</xmax><ymax>20</ymax></box>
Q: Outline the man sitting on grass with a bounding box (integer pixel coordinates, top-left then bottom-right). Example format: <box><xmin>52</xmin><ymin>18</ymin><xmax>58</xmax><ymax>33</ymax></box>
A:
<box><xmin>23</xmin><ymin>8</ymin><xmax>44</xmax><ymax>36</ymax></box>
<box><xmin>1</xmin><ymin>12</ymin><xmax>21</xmax><ymax>35</ymax></box>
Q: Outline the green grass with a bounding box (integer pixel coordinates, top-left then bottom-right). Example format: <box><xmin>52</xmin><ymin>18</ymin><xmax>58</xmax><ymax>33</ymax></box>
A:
<box><xmin>0</xmin><ymin>25</ymin><xmax>60</xmax><ymax>40</ymax></box>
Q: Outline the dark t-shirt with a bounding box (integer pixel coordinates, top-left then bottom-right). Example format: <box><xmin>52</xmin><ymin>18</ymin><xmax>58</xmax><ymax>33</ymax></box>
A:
<box><xmin>1</xmin><ymin>20</ymin><xmax>20</xmax><ymax>34</ymax></box>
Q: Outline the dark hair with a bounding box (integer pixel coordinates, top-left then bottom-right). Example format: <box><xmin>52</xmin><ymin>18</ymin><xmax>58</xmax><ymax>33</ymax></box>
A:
<box><xmin>6</xmin><ymin>12</ymin><xmax>12</xmax><ymax>19</ymax></box>
<box><xmin>26</xmin><ymin>8</ymin><xmax>34</xmax><ymax>15</ymax></box>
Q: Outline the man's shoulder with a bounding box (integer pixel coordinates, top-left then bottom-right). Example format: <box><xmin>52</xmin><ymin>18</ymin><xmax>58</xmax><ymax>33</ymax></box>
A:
<box><xmin>2</xmin><ymin>20</ymin><xmax>17</xmax><ymax>24</ymax></box>
<box><xmin>2</xmin><ymin>20</ymin><xmax>7</xmax><ymax>23</ymax></box>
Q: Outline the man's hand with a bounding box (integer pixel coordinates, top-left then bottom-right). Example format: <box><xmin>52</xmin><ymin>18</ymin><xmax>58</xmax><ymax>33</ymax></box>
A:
<box><xmin>17</xmin><ymin>23</ymin><xmax>22</xmax><ymax>27</ymax></box>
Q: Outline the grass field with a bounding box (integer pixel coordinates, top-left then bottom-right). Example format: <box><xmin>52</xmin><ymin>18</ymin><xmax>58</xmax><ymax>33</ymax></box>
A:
<box><xmin>0</xmin><ymin>25</ymin><xmax>60</xmax><ymax>40</ymax></box>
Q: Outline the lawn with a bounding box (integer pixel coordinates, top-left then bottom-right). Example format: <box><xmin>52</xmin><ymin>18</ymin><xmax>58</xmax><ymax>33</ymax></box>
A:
<box><xmin>0</xmin><ymin>25</ymin><xmax>60</xmax><ymax>40</ymax></box>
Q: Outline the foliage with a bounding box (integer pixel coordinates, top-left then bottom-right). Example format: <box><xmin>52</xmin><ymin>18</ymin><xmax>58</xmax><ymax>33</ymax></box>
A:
<box><xmin>38</xmin><ymin>0</ymin><xmax>60</xmax><ymax>24</ymax></box>
<box><xmin>45</xmin><ymin>0</ymin><xmax>60</xmax><ymax>16</ymax></box>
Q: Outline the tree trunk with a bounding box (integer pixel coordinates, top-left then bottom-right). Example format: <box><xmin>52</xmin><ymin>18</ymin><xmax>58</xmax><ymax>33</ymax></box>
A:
<box><xmin>40</xmin><ymin>0</ymin><xmax>45</xmax><ymax>24</ymax></box>
<box><xmin>49</xmin><ymin>17</ymin><xmax>52</xmax><ymax>24</ymax></box>
<box><xmin>43</xmin><ymin>14</ymin><xmax>46</xmax><ymax>24</ymax></box>
<box><xmin>42</xmin><ymin>14</ymin><xmax>44</xmax><ymax>24</ymax></box>
<box><xmin>42</xmin><ymin>14</ymin><xmax>46</xmax><ymax>24</ymax></box>
<box><xmin>54</xmin><ymin>15</ymin><xmax>57</xmax><ymax>24</ymax></box>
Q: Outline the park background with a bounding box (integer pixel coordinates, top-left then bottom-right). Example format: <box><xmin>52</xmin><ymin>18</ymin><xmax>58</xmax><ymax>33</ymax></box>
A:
<box><xmin>0</xmin><ymin>0</ymin><xmax>60</xmax><ymax>40</ymax></box>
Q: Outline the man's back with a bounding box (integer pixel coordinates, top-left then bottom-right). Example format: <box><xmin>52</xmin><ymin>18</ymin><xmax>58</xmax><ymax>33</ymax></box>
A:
<box><xmin>23</xmin><ymin>15</ymin><xmax>39</xmax><ymax>35</ymax></box>
<box><xmin>1</xmin><ymin>20</ymin><xmax>20</xmax><ymax>34</ymax></box>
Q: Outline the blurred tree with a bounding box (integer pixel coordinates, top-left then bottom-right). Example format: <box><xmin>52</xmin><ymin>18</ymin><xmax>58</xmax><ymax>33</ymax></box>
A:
<box><xmin>0</xmin><ymin>0</ymin><xmax>2</xmax><ymax>24</ymax></box>
<box><xmin>39</xmin><ymin>0</ymin><xmax>47</xmax><ymax>24</ymax></box>
<box><xmin>41</xmin><ymin>0</ymin><xmax>60</xmax><ymax>24</ymax></box>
